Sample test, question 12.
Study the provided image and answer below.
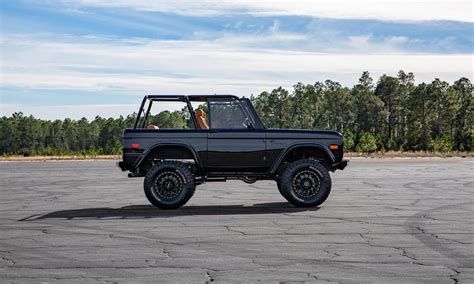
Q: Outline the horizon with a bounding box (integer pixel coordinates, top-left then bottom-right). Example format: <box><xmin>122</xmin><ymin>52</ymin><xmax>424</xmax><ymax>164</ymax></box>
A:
<box><xmin>1</xmin><ymin>0</ymin><xmax>473</xmax><ymax>120</ymax></box>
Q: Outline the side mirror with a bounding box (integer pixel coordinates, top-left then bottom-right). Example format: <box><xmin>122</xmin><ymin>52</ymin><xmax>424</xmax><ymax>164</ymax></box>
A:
<box><xmin>244</xmin><ymin>119</ymin><xmax>255</xmax><ymax>130</ymax></box>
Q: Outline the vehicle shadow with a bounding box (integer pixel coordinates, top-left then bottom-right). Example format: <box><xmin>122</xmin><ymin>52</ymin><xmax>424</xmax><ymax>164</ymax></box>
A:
<box><xmin>20</xmin><ymin>202</ymin><xmax>319</xmax><ymax>221</ymax></box>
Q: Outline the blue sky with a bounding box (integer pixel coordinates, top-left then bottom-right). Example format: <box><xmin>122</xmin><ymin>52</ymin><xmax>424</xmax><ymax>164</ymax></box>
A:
<box><xmin>1</xmin><ymin>0</ymin><xmax>473</xmax><ymax>119</ymax></box>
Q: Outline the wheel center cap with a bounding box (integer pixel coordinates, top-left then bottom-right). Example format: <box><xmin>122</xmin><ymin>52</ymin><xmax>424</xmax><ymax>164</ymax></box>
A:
<box><xmin>164</xmin><ymin>180</ymin><xmax>174</xmax><ymax>190</ymax></box>
<box><xmin>302</xmin><ymin>179</ymin><xmax>312</xmax><ymax>189</ymax></box>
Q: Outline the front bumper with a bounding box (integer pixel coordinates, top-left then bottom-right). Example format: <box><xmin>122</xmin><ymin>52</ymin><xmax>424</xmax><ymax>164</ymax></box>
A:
<box><xmin>331</xmin><ymin>159</ymin><xmax>348</xmax><ymax>171</ymax></box>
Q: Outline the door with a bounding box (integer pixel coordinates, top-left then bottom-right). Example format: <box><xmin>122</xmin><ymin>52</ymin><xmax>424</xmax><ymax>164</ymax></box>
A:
<box><xmin>206</xmin><ymin>98</ymin><xmax>266</xmax><ymax>172</ymax></box>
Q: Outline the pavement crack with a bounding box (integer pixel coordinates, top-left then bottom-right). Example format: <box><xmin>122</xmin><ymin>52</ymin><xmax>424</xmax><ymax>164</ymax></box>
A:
<box><xmin>162</xmin><ymin>248</ymin><xmax>174</xmax><ymax>260</ymax></box>
<box><xmin>362</xmin><ymin>181</ymin><xmax>382</xmax><ymax>188</ymax></box>
<box><xmin>399</xmin><ymin>248</ymin><xmax>418</xmax><ymax>263</ymax></box>
<box><xmin>1</xmin><ymin>256</ymin><xmax>15</xmax><ymax>266</ymax></box>
<box><xmin>309</xmin><ymin>273</ymin><xmax>334</xmax><ymax>283</ymax></box>
<box><xmin>205</xmin><ymin>270</ymin><xmax>215</xmax><ymax>282</ymax></box>
<box><xmin>145</xmin><ymin>259</ymin><xmax>157</xmax><ymax>267</ymax></box>
<box><xmin>432</xmin><ymin>234</ymin><xmax>471</xmax><ymax>245</ymax></box>
<box><xmin>306</xmin><ymin>272</ymin><xmax>318</xmax><ymax>281</ymax></box>
<box><xmin>224</xmin><ymin>225</ymin><xmax>246</xmax><ymax>236</ymax></box>
<box><xmin>448</xmin><ymin>267</ymin><xmax>460</xmax><ymax>284</ymax></box>
<box><xmin>361</xmin><ymin>233</ymin><xmax>423</xmax><ymax>265</ymax></box>
<box><xmin>405</xmin><ymin>202</ymin><xmax>473</xmax><ymax>268</ymax></box>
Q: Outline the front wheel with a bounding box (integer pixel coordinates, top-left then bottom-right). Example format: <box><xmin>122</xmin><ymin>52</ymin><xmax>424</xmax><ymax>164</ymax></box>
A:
<box><xmin>279</xmin><ymin>159</ymin><xmax>331</xmax><ymax>207</ymax></box>
<box><xmin>143</xmin><ymin>161</ymin><xmax>195</xmax><ymax>209</ymax></box>
<box><xmin>277</xmin><ymin>180</ymin><xmax>290</xmax><ymax>200</ymax></box>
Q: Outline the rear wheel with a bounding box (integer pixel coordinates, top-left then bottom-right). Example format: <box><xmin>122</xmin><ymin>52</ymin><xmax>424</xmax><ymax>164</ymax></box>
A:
<box><xmin>279</xmin><ymin>159</ymin><xmax>331</xmax><ymax>207</ymax></box>
<box><xmin>143</xmin><ymin>161</ymin><xmax>195</xmax><ymax>209</ymax></box>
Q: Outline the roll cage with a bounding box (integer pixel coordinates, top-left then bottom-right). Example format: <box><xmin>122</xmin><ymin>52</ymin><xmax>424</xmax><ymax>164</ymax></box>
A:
<box><xmin>133</xmin><ymin>95</ymin><xmax>265</xmax><ymax>130</ymax></box>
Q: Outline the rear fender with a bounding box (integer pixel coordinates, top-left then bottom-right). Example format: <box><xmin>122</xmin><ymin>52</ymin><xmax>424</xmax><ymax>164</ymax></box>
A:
<box><xmin>133</xmin><ymin>142</ymin><xmax>202</xmax><ymax>172</ymax></box>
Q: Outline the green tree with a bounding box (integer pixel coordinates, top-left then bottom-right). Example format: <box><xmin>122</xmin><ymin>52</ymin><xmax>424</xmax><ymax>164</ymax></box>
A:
<box><xmin>405</xmin><ymin>83</ymin><xmax>433</xmax><ymax>150</ymax></box>
<box><xmin>320</xmin><ymin>80</ymin><xmax>353</xmax><ymax>133</ymax></box>
<box><xmin>289</xmin><ymin>83</ymin><xmax>321</xmax><ymax>129</ymax></box>
<box><xmin>431</xmin><ymin>135</ymin><xmax>453</xmax><ymax>153</ymax></box>
<box><xmin>429</xmin><ymin>79</ymin><xmax>451</xmax><ymax>138</ymax></box>
<box><xmin>252</xmin><ymin>87</ymin><xmax>291</xmax><ymax>128</ymax></box>
<box><xmin>351</xmin><ymin>71</ymin><xmax>386</xmax><ymax>147</ymax></box>
<box><xmin>397</xmin><ymin>70</ymin><xmax>415</xmax><ymax>148</ymax></box>
<box><xmin>375</xmin><ymin>75</ymin><xmax>401</xmax><ymax>149</ymax></box>
<box><xmin>452</xmin><ymin>78</ymin><xmax>473</xmax><ymax>151</ymax></box>
<box><xmin>150</xmin><ymin>111</ymin><xmax>188</xmax><ymax>129</ymax></box>
<box><xmin>356</xmin><ymin>132</ymin><xmax>378</xmax><ymax>155</ymax></box>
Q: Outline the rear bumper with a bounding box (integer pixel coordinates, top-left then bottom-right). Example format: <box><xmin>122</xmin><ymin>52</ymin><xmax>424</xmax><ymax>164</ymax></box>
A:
<box><xmin>117</xmin><ymin>153</ymin><xmax>142</xmax><ymax>172</ymax></box>
<box><xmin>331</xmin><ymin>159</ymin><xmax>348</xmax><ymax>171</ymax></box>
<box><xmin>117</xmin><ymin>161</ymin><xmax>126</xmax><ymax>171</ymax></box>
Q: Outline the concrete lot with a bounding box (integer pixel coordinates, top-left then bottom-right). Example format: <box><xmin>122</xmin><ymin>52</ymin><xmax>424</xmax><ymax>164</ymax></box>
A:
<box><xmin>0</xmin><ymin>159</ymin><xmax>473</xmax><ymax>283</ymax></box>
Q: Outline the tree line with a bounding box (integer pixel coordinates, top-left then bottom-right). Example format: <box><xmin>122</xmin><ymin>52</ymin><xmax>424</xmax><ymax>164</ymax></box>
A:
<box><xmin>0</xmin><ymin>71</ymin><xmax>472</xmax><ymax>156</ymax></box>
<box><xmin>252</xmin><ymin>71</ymin><xmax>472</xmax><ymax>153</ymax></box>
<box><xmin>0</xmin><ymin>114</ymin><xmax>136</xmax><ymax>156</ymax></box>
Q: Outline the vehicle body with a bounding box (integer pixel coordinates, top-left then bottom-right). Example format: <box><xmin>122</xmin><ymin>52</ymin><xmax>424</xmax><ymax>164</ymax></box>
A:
<box><xmin>118</xmin><ymin>95</ymin><xmax>348</xmax><ymax>209</ymax></box>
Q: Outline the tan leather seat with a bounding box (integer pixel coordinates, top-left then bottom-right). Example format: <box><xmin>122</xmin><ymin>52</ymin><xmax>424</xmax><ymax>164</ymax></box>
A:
<box><xmin>146</xmin><ymin>124</ymin><xmax>159</xmax><ymax>129</ymax></box>
<box><xmin>195</xmin><ymin>109</ymin><xmax>209</xmax><ymax>129</ymax></box>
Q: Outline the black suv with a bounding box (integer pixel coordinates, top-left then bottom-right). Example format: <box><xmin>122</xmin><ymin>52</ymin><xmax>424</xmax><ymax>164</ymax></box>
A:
<box><xmin>118</xmin><ymin>95</ymin><xmax>348</xmax><ymax>209</ymax></box>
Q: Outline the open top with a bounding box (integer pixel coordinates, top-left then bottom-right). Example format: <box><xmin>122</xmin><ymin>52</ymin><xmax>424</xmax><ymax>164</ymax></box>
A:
<box><xmin>133</xmin><ymin>95</ymin><xmax>264</xmax><ymax>130</ymax></box>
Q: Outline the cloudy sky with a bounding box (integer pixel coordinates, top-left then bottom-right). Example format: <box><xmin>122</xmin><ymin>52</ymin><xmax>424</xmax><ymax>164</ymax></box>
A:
<box><xmin>1</xmin><ymin>0</ymin><xmax>473</xmax><ymax>119</ymax></box>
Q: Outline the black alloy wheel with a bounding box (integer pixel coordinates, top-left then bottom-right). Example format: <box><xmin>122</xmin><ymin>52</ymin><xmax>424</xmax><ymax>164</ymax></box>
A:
<box><xmin>154</xmin><ymin>171</ymin><xmax>184</xmax><ymax>199</ymax></box>
<box><xmin>279</xmin><ymin>159</ymin><xmax>332</xmax><ymax>207</ymax></box>
<box><xmin>144</xmin><ymin>161</ymin><xmax>195</xmax><ymax>209</ymax></box>
<box><xmin>292</xmin><ymin>169</ymin><xmax>321</xmax><ymax>199</ymax></box>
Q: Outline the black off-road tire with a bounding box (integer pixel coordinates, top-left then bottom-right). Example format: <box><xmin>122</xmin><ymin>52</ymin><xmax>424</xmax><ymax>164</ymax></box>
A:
<box><xmin>143</xmin><ymin>161</ymin><xmax>195</xmax><ymax>209</ymax></box>
<box><xmin>277</xmin><ymin>180</ymin><xmax>290</xmax><ymax>200</ymax></box>
<box><xmin>280</xmin><ymin>159</ymin><xmax>331</xmax><ymax>207</ymax></box>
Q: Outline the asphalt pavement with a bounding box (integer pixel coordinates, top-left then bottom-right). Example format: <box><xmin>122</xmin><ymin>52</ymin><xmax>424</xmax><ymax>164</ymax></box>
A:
<box><xmin>0</xmin><ymin>159</ymin><xmax>473</xmax><ymax>283</ymax></box>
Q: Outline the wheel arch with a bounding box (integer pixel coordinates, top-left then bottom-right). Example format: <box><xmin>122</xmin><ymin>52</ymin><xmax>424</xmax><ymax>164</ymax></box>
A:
<box><xmin>270</xmin><ymin>143</ymin><xmax>335</xmax><ymax>174</ymax></box>
<box><xmin>134</xmin><ymin>142</ymin><xmax>203</xmax><ymax>172</ymax></box>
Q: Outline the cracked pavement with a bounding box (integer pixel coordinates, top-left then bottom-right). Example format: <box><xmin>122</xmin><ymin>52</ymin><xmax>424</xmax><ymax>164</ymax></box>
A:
<box><xmin>0</xmin><ymin>159</ymin><xmax>473</xmax><ymax>283</ymax></box>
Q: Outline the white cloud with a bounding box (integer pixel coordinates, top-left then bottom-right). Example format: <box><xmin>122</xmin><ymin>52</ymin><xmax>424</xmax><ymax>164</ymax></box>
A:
<box><xmin>346</xmin><ymin>35</ymin><xmax>410</xmax><ymax>53</ymax></box>
<box><xmin>66</xmin><ymin>0</ymin><xmax>473</xmax><ymax>22</ymax></box>
<box><xmin>1</xmin><ymin>33</ymin><xmax>473</xmax><ymax>119</ymax></box>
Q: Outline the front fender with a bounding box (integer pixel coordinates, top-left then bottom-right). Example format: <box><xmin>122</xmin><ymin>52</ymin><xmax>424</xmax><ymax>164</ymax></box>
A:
<box><xmin>269</xmin><ymin>143</ymin><xmax>336</xmax><ymax>174</ymax></box>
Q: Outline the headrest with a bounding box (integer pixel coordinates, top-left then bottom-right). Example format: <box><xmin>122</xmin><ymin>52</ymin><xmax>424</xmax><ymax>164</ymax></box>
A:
<box><xmin>195</xmin><ymin>109</ymin><xmax>206</xmax><ymax>117</ymax></box>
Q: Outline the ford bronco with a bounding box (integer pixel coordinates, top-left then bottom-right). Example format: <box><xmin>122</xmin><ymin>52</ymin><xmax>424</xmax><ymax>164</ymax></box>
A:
<box><xmin>118</xmin><ymin>95</ymin><xmax>348</xmax><ymax>209</ymax></box>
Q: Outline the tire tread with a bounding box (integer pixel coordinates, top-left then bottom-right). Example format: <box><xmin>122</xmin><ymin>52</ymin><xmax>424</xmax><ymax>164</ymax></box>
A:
<box><xmin>143</xmin><ymin>161</ymin><xmax>195</xmax><ymax>209</ymax></box>
<box><xmin>279</xmin><ymin>159</ymin><xmax>331</xmax><ymax>207</ymax></box>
